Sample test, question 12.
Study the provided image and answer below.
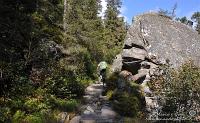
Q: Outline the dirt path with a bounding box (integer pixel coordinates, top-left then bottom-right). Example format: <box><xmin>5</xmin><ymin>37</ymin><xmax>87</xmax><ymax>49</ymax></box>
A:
<box><xmin>70</xmin><ymin>82</ymin><xmax>120</xmax><ymax>123</ymax></box>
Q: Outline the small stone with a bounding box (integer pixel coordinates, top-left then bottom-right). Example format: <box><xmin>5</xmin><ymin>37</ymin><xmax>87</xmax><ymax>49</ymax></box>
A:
<box><xmin>83</xmin><ymin>110</ymin><xmax>91</xmax><ymax>114</ymax></box>
<box><xmin>70</xmin><ymin>116</ymin><xmax>81</xmax><ymax>123</ymax></box>
<box><xmin>81</xmin><ymin>119</ymin><xmax>96</xmax><ymax>123</ymax></box>
<box><xmin>58</xmin><ymin>112</ymin><xmax>68</xmax><ymax>123</ymax></box>
<box><xmin>101</xmin><ymin>106</ymin><xmax>117</xmax><ymax>118</ymax></box>
<box><xmin>86</xmin><ymin>106</ymin><xmax>94</xmax><ymax>112</ymax></box>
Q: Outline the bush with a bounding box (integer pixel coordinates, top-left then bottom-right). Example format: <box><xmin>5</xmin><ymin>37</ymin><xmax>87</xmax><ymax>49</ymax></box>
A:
<box><xmin>0</xmin><ymin>107</ymin><xmax>11</xmax><ymax>123</ymax></box>
<box><xmin>106</xmin><ymin>72</ymin><xmax>119</xmax><ymax>90</ymax></box>
<box><xmin>111</xmin><ymin>91</ymin><xmax>140</xmax><ymax>117</ymax></box>
<box><xmin>46</xmin><ymin>95</ymin><xmax>79</xmax><ymax>112</ymax></box>
<box><xmin>12</xmin><ymin>110</ymin><xmax>26</xmax><ymax>123</ymax></box>
<box><xmin>24</xmin><ymin>98</ymin><xmax>44</xmax><ymax>113</ymax></box>
<box><xmin>150</xmin><ymin>61</ymin><xmax>200</xmax><ymax>120</ymax></box>
<box><xmin>45</xmin><ymin>75</ymin><xmax>85</xmax><ymax>98</ymax></box>
<box><xmin>24</xmin><ymin>114</ymin><xmax>43</xmax><ymax>123</ymax></box>
<box><xmin>106</xmin><ymin>90</ymin><xmax>114</xmax><ymax>100</ymax></box>
<box><xmin>106</xmin><ymin>70</ymin><xmax>145</xmax><ymax>118</ymax></box>
<box><xmin>55</xmin><ymin>99</ymin><xmax>79</xmax><ymax>112</ymax></box>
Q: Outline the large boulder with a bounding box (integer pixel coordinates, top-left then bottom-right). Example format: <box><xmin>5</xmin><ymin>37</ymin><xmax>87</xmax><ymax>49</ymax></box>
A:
<box><xmin>112</xmin><ymin>12</ymin><xmax>200</xmax><ymax>112</ymax></box>
<box><xmin>124</xmin><ymin>12</ymin><xmax>200</xmax><ymax>68</ymax></box>
<box><xmin>113</xmin><ymin>12</ymin><xmax>200</xmax><ymax>85</ymax></box>
<box><xmin>122</xmin><ymin>47</ymin><xmax>147</xmax><ymax>60</ymax></box>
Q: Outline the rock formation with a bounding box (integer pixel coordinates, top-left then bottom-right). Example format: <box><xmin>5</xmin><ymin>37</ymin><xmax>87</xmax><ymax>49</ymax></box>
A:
<box><xmin>112</xmin><ymin>12</ymin><xmax>200</xmax><ymax>82</ymax></box>
<box><xmin>112</xmin><ymin>12</ymin><xmax>200</xmax><ymax>112</ymax></box>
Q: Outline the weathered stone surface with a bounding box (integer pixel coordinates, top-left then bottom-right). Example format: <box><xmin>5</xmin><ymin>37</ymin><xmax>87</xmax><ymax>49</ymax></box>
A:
<box><xmin>141</xmin><ymin>81</ymin><xmax>152</xmax><ymax>94</ymax></box>
<box><xmin>81</xmin><ymin>119</ymin><xmax>96</xmax><ymax>123</ymax></box>
<box><xmin>145</xmin><ymin>97</ymin><xmax>159</xmax><ymax>111</ymax></box>
<box><xmin>70</xmin><ymin>116</ymin><xmax>81</xmax><ymax>123</ymax></box>
<box><xmin>58</xmin><ymin>112</ymin><xmax>68</xmax><ymax>123</ymax></box>
<box><xmin>124</xmin><ymin>12</ymin><xmax>200</xmax><ymax>68</ymax></box>
<box><xmin>140</xmin><ymin>61</ymin><xmax>157</xmax><ymax>69</ymax></box>
<box><xmin>111</xmin><ymin>54</ymin><xmax>123</xmax><ymax>73</ymax></box>
<box><xmin>83</xmin><ymin>106</ymin><xmax>95</xmax><ymax>114</ymax></box>
<box><xmin>131</xmin><ymin>69</ymin><xmax>149</xmax><ymax>82</ymax></box>
<box><xmin>122</xmin><ymin>47</ymin><xmax>147</xmax><ymax>60</ymax></box>
<box><xmin>71</xmin><ymin>83</ymin><xmax>121</xmax><ymax>123</ymax></box>
<box><xmin>111</xmin><ymin>12</ymin><xmax>200</xmax><ymax>114</ymax></box>
<box><xmin>101</xmin><ymin>106</ymin><xmax>117</xmax><ymax>118</ymax></box>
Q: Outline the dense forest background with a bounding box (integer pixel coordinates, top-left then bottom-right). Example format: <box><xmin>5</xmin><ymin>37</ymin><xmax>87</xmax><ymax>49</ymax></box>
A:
<box><xmin>0</xmin><ymin>0</ymin><xmax>127</xmax><ymax>122</ymax></box>
<box><xmin>0</xmin><ymin>0</ymin><xmax>200</xmax><ymax>122</ymax></box>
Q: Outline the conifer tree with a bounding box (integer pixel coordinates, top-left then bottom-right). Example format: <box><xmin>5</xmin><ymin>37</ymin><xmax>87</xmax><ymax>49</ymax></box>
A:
<box><xmin>63</xmin><ymin>0</ymin><xmax>105</xmax><ymax>77</ymax></box>
<box><xmin>104</xmin><ymin>0</ymin><xmax>127</xmax><ymax>62</ymax></box>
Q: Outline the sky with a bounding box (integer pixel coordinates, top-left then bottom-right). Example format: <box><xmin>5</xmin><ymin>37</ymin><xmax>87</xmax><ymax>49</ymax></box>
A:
<box><xmin>100</xmin><ymin>0</ymin><xmax>200</xmax><ymax>24</ymax></box>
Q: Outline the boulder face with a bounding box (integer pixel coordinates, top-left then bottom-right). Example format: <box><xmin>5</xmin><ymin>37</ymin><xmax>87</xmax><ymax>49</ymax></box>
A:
<box><xmin>123</xmin><ymin>12</ymin><xmax>200</xmax><ymax>68</ymax></box>
<box><xmin>112</xmin><ymin>12</ymin><xmax>200</xmax><ymax>81</ymax></box>
<box><xmin>111</xmin><ymin>12</ymin><xmax>200</xmax><ymax>111</ymax></box>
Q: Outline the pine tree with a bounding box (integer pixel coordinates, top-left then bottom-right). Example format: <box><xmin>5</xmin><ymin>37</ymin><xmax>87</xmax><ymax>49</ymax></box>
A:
<box><xmin>62</xmin><ymin>0</ymin><xmax>105</xmax><ymax>77</ymax></box>
<box><xmin>104</xmin><ymin>0</ymin><xmax>127</xmax><ymax>62</ymax></box>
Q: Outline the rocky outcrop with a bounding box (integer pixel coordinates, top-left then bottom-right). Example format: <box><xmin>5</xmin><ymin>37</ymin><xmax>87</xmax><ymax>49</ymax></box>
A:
<box><xmin>123</xmin><ymin>12</ymin><xmax>200</xmax><ymax>68</ymax></box>
<box><xmin>112</xmin><ymin>12</ymin><xmax>200</xmax><ymax>83</ymax></box>
<box><xmin>111</xmin><ymin>12</ymin><xmax>200</xmax><ymax>113</ymax></box>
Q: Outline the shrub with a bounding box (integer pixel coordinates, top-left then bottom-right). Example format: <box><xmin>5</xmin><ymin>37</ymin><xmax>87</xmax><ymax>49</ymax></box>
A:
<box><xmin>106</xmin><ymin>90</ymin><xmax>114</xmax><ymax>100</ymax></box>
<box><xmin>106</xmin><ymin>72</ymin><xmax>119</xmax><ymax>90</ymax></box>
<box><xmin>9</xmin><ymin>99</ymin><xmax>24</xmax><ymax>111</ymax></box>
<box><xmin>111</xmin><ymin>91</ymin><xmax>140</xmax><ymax>117</ymax></box>
<box><xmin>24</xmin><ymin>114</ymin><xmax>43</xmax><ymax>123</ymax></box>
<box><xmin>150</xmin><ymin>61</ymin><xmax>200</xmax><ymax>121</ymax></box>
<box><xmin>0</xmin><ymin>107</ymin><xmax>11</xmax><ymax>123</ymax></box>
<box><xmin>46</xmin><ymin>95</ymin><xmax>79</xmax><ymax>112</ymax></box>
<box><xmin>12</xmin><ymin>110</ymin><xmax>26</xmax><ymax>123</ymax></box>
<box><xmin>106</xmin><ymin>70</ymin><xmax>145</xmax><ymax>118</ymax></box>
<box><xmin>55</xmin><ymin>99</ymin><xmax>79</xmax><ymax>112</ymax></box>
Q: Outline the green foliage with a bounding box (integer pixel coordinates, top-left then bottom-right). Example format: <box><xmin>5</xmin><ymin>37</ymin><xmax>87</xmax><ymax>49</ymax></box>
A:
<box><xmin>45</xmin><ymin>72</ymin><xmax>85</xmax><ymax>98</ymax></box>
<box><xmin>106</xmin><ymin>90</ymin><xmax>114</xmax><ymax>99</ymax></box>
<box><xmin>106</xmin><ymin>72</ymin><xmax>119</xmax><ymax>90</ymax></box>
<box><xmin>0</xmin><ymin>107</ymin><xmax>11</xmax><ymax>123</ymax></box>
<box><xmin>12</xmin><ymin>110</ymin><xmax>26</xmax><ymax>123</ymax></box>
<box><xmin>5</xmin><ymin>95</ymin><xmax>79</xmax><ymax>123</ymax></box>
<box><xmin>12</xmin><ymin>111</ymin><xmax>45</xmax><ymax>123</ymax></box>
<box><xmin>151</xmin><ymin>61</ymin><xmax>200</xmax><ymax>120</ymax></box>
<box><xmin>24</xmin><ymin>98</ymin><xmax>49</xmax><ymax>113</ymax></box>
<box><xmin>176</xmin><ymin>16</ymin><xmax>188</xmax><ymax>24</ymax></box>
<box><xmin>104</xmin><ymin>0</ymin><xmax>127</xmax><ymax>63</ymax></box>
<box><xmin>55</xmin><ymin>98</ymin><xmax>79</xmax><ymax>112</ymax></box>
<box><xmin>45</xmin><ymin>95</ymin><xmax>79</xmax><ymax>112</ymax></box>
<box><xmin>0</xmin><ymin>0</ymin><xmax>127</xmax><ymax>122</ymax></box>
<box><xmin>111</xmin><ymin>91</ymin><xmax>140</xmax><ymax>117</ymax></box>
<box><xmin>106</xmin><ymin>72</ymin><xmax>144</xmax><ymax>118</ymax></box>
<box><xmin>24</xmin><ymin>114</ymin><xmax>43</xmax><ymax>123</ymax></box>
